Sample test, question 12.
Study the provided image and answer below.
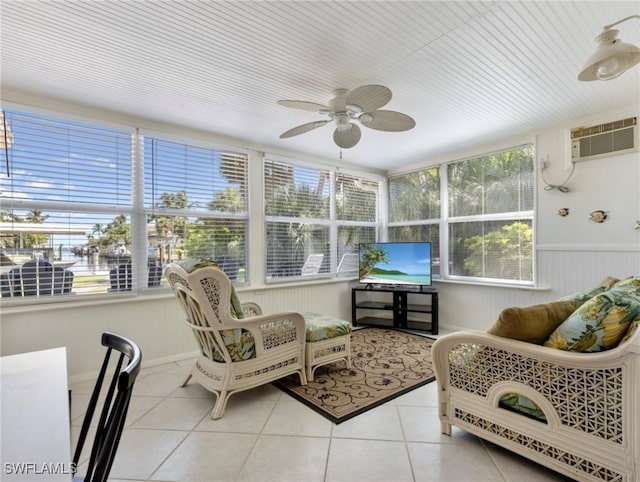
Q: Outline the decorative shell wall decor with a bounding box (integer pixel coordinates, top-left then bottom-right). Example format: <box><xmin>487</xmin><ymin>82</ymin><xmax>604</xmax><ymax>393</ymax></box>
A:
<box><xmin>557</xmin><ymin>208</ymin><xmax>569</xmax><ymax>217</ymax></box>
<box><xmin>589</xmin><ymin>210</ymin><xmax>607</xmax><ymax>223</ymax></box>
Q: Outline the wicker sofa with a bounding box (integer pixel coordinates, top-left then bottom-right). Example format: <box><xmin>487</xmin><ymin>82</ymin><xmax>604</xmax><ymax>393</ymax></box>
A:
<box><xmin>432</xmin><ymin>279</ymin><xmax>640</xmax><ymax>482</ymax></box>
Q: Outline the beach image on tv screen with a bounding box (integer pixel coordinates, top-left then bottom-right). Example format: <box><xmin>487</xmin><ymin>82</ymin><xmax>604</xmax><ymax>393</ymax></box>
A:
<box><xmin>359</xmin><ymin>242</ymin><xmax>431</xmax><ymax>286</ymax></box>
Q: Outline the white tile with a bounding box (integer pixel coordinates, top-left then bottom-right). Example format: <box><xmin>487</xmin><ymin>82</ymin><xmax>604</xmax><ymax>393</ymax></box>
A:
<box><xmin>399</xmin><ymin>405</ymin><xmax>472</xmax><ymax>443</ymax></box>
<box><xmin>237</xmin><ymin>434</ymin><xmax>330</xmax><ymax>482</ymax></box>
<box><xmin>195</xmin><ymin>398</ymin><xmax>276</xmax><ymax>433</ymax></box>
<box><xmin>167</xmin><ymin>380</ymin><xmax>216</xmax><ymax>398</ymax></box>
<box><xmin>483</xmin><ymin>441</ymin><xmax>574</xmax><ymax>482</ymax></box>
<box><xmin>138</xmin><ymin>360</ymin><xmax>186</xmax><ymax>376</ymax></box>
<box><xmin>234</xmin><ymin>382</ymin><xmax>284</xmax><ymax>401</ymax></box>
<box><xmin>131</xmin><ymin>396</ymin><xmax>213</xmax><ymax>430</ymax></box>
<box><xmin>132</xmin><ymin>371</ymin><xmax>189</xmax><ymax>397</ymax></box>
<box><xmin>108</xmin><ymin>428</ymin><xmax>188</xmax><ymax>480</ymax></box>
<box><xmin>393</xmin><ymin>380</ymin><xmax>439</xmax><ymax>407</ymax></box>
<box><xmin>408</xmin><ymin>441</ymin><xmax>505</xmax><ymax>482</ymax></box>
<box><xmin>262</xmin><ymin>398</ymin><xmax>333</xmax><ymax>437</ymax></box>
<box><xmin>123</xmin><ymin>395</ymin><xmax>166</xmax><ymax>427</ymax></box>
<box><xmin>150</xmin><ymin>432</ymin><xmax>257</xmax><ymax>481</ymax></box>
<box><xmin>331</xmin><ymin>404</ymin><xmax>404</xmax><ymax>441</ymax></box>
<box><xmin>325</xmin><ymin>438</ymin><xmax>414</xmax><ymax>482</ymax></box>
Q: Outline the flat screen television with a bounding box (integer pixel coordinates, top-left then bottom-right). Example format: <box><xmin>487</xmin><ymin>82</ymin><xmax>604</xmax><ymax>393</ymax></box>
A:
<box><xmin>359</xmin><ymin>241</ymin><xmax>432</xmax><ymax>287</ymax></box>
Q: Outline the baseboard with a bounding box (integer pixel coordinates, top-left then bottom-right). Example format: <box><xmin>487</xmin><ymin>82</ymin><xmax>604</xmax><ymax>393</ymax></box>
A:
<box><xmin>68</xmin><ymin>349</ymin><xmax>199</xmax><ymax>385</ymax></box>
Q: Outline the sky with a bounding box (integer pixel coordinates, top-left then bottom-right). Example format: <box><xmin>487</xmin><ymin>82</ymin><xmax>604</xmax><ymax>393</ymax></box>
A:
<box><xmin>369</xmin><ymin>242</ymin><xmax>431</xmax><ymax>274</ymax></box>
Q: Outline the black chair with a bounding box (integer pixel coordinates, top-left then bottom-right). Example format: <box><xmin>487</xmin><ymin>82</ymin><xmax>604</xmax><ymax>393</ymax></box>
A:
<box><xmin>72</xmin><ymin>332</ymin><xmax>142</xmax><ymax>482</ymax></box>
<box><xmin>0</xmin><ymin>259</ymin><xmax>74</xmax><ymax>297</ymax></box>
<box><xmin>215</xmin><ymin>255</ymin><xmax>239</xmax><ymax>281</ymax></box>
<box><xmin>109</xmin><ymin>260</ymin><xmax>162</xmax><ymax>291</ymax></box>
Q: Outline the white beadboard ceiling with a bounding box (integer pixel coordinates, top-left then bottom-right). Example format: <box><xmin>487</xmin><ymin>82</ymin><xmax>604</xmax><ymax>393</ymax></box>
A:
<box><xmin>1</xmin><ymin>1</ymin><xmax>639</xmax><ymax>171</ymax></box>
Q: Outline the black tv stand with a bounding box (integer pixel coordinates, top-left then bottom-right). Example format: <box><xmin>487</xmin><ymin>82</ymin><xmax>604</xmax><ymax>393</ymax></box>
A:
<box><xmin>351</xmin><ymin>286</ymin><xmax>438</xmax><ymax>334</ymax></box>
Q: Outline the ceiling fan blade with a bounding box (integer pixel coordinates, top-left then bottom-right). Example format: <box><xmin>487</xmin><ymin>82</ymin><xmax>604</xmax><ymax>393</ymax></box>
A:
<box><xmin>279</xmin><ymin>120</ymin><xmax>329</xmax><ymax>139</ymax></box>
<box><xmin>360</xmin><ymin>110</ymin><xmax>416</xmax><ymax>132</ymax></box>
<box><xmin>277</xmin><ymin>100</ymin><xmax>330</xmax><ymax>113</ymax></box>
<box><xmin>333</xmin><ymin>124</ymin><xmax>361</xmax><ymax>149</ymax></box>
<box><xmin>345</xmin><ymin>85</ymin><xmax>392</xmax><ymax>113</ymax></box>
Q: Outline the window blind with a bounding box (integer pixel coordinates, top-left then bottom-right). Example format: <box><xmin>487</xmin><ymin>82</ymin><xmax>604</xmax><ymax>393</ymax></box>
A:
<box><xmin>388</xmin><ymin>167</ymin><xmax>441</xmax><ymax>276</ymax></box>
<box><xmin>264</xmin><ymin>158</ymin><xmax>330</xmax><ymax>280</ymax></box>
<box><xmin>144</xmin><ymin>137</ymin><xmax>249</xmax><ymax>283</ymax></box>
<box><xmin>447</xmin><ymin>144</ymin><xmax>534</xmax><ymax>282</ymax></box>
<box><xmin>336</xmin><ymin>173</ymin><xmax>378</xmax><ymax>274</ymax></box>
<box><xmin>0</xmin><ymin>110</ymin><xmax>133</xmax><ymax>298</ymax></box>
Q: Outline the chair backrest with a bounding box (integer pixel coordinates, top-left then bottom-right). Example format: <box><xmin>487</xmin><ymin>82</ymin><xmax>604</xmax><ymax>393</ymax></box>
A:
<box><xmin>337</xmin><ymin>253</ymin><xmax>359</xmax><ymax>274</ymax></box>
<box><xmin>0</xmin><ymin>259</ymin><xmax>74</xmax><ymax>297</ymax></box>
<box><xmin>164</xmin><ymin>263</ymin><xmax>237</xmax><ymax>325</ymax></box>
<box><xmin>73</xmin><ymin>332</ymin><xmax>142</xmax><ymax>482</ymax></box>
<box><xmin>300</xmin><ymin>253</ymin><xmax>324</xmax><ymax>276</ymax></box>
<box><xmin>215</xmin><ymin>255</ymin><xmax>238</xmax><ymax>281</ymax></box>
<box><xmin>109</xmin><ymin>261</ymin><xmax>163</xmax><ymax>291</ymax></box>
<box><xmin>164</xmin><ymin>263</ymin><xmax>238</xmax><ymax>362</ymax></box>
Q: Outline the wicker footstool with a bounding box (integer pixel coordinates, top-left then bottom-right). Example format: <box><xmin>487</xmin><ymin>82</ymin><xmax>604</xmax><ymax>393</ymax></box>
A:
<box><xmin>302</xmin><ymin>312</ymin><xmax>352</xmax><ymax>382</ymax></box>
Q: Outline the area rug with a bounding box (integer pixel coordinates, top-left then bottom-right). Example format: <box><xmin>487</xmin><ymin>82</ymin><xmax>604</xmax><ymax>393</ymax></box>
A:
<box><xmin>274</xmin><ymin>327</ymin><xmax>436</xmax><ymax>424</ymax></box>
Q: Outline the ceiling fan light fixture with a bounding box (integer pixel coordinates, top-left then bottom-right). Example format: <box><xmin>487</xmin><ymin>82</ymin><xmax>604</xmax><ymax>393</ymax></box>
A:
<box><xmin>277</xmin><ymin>84</ymin><xmax>414</xmax><ymax>149</ymax></box>
<box><xmin>334</xmin><ymin>112</ymin><xmax>350</xmax><ymax>129</ymax></box>
<box><xmin>359</xmin><ymin>113</ymin><xmax>373</xmax><ymax>125</ymax></box>
<box><xmin>578</xmin><ymin>16</ymin><xmax>640</xmax><ymax>81</ymax></box>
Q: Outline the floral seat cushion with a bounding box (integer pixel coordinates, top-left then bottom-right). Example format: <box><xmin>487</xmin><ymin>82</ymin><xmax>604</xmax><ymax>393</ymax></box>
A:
<box><xmin>302</xmin><ymin>312</ymin><xmax>353</xmax><ymax>342</ymax></box>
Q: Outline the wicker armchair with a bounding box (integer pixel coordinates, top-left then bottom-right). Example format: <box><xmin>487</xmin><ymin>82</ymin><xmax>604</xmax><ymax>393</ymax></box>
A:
<box><xmin>164</xmin><ymin>263</ymin><xmax>307</xmax><ymax>419</ymax></box>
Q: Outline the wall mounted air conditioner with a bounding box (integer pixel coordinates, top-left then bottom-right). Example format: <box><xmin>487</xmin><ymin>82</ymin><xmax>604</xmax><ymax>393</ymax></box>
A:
<box><xmin>570</xmin><ymin>117</ymin><xmax>637</xmax><ymax>162</ymax></box>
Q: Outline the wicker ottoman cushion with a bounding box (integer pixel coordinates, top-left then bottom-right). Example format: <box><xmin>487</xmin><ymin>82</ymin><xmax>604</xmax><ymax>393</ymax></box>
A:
<box><xmin>302</xmin><ymin>312</ymin><xmax>353</xmax><ymax>342</ymax></box>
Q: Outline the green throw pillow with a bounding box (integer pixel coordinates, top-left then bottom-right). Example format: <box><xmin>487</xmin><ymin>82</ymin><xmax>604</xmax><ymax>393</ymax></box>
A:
<box><xmin>558</xmin><ymin>276</ymin><xmax>619</xmax><ymax>303</ymax></box>
<box><xmin>545</xmin><ymin>277</ymin><xmax>640</xmax><ymax>352</ymax></box>
<box><xmin>488</xmin><ymin>300</ymin><xmax>581</xmax><ymax>344</ymax></box>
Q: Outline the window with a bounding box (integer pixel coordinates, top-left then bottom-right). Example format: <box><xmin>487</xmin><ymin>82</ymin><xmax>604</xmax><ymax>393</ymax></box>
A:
<box><xmin>264</xmin><ymin>157</ymin><xmax>380</xmax><ymax>281</ymax></box>
<box><xmin>388</xmin><ymin>167</ymin><xmax>441</xmax><ymax>276</ymax></box>
<box><xmin>446</xmin><ymin>144</ymin><xmax>534</xmax><ymax>283</ymax></box>
<box><xmin>0</xmin><ymin>109</ymin><xmax>134</xmax><ymax>297</ymax></box>
<box><xmin>264</xmin><ymin>158</ymin><xmax>330</xmax><ymax>279</ymax></box>
<box><xmin>387</xmin><ymin>144</ymin><xmax>534</xmax><ymax>284</ymax></box>
<box><xmin>144</xmin><ymin>137</ymin><xmax>248</xmax><ymax>283</ymax></box>
<box><xmin>0</xmin><ymin>108</ymin><xmax>250</xmax><ymax>301</ymax></box>
<box><xmin>336</xmin><ymin>173</ymin><xmax>379</xmax><ymax>275</ymax></box>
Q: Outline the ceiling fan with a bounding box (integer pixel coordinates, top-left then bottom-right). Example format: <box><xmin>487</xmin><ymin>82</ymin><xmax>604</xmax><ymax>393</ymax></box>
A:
<box><xmin>277</xmin><ymin>85</ymin><xmax>416</xmax><ymax>149</ymax></box>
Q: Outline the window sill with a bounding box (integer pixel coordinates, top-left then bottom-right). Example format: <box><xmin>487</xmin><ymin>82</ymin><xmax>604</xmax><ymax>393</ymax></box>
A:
<box><xmin>433</xmin><ymin>278</ymin><xmax>550</xmax><ymax>291</ymax></box>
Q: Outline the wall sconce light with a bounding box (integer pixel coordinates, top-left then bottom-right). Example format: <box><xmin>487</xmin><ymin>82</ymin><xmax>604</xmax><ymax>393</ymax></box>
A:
<box><xmin>578</xmin><ymin>15</ymin><xmax>640</xmax><ymax>81</ymax></box>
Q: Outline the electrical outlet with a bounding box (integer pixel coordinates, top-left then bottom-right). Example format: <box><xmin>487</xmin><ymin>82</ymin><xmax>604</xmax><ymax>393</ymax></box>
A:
<box><xmin>539</xmin><ymin>159</ymin><xmax>547</xmax><ymax>170</ymax></box>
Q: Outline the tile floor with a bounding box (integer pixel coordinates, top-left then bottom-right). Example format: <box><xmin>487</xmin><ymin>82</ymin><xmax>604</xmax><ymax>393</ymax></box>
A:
<box><xmin>69</xmin><ymin>357</ymin><xmax>574</xmax><ymax>482</ymax></box>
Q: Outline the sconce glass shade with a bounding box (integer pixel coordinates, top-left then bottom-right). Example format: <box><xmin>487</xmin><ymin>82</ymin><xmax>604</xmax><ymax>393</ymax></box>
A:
<box><xmin>578</xmin><ymin>28</ymin><xmax>640</xmax><ymax>81</ymax></box>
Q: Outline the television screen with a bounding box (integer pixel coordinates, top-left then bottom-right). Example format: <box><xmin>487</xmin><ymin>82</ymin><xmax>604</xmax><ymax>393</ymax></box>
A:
<box><xmin>359</xmin><ymin>242</ymin><xmax>432</xmax><ymax>286</ymax></box>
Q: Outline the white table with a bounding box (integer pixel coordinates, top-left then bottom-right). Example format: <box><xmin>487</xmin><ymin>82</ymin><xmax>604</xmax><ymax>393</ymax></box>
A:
<box><xmin>0</xmin><ymin>347</ymin><xmax>73</xmax><ymax>481</ymax></box>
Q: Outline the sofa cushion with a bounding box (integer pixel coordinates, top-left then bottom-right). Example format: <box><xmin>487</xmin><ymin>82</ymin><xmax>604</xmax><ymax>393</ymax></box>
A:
<box><xmin>558</xmin><ymin>276</ymin><xmax>619</xmax><ymax>303</ymax></box>
<box><xmin>499</xmin><ymin>393</ymin><xmax>546</xmax><ymax>422</ymax></box>
<box><xmin>488</xmin><ymin>300</ymin><xmax>581</xmax><ymax>344</ymax></box>
<box><xmin>545</xmin><ymin>277</ymin><xmax>640</xmax><ymax>352</ymax></box>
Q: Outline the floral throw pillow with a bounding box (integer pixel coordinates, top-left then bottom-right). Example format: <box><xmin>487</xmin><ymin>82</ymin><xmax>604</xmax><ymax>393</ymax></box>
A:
<box><xmin>545</xmin><ymin>277</ymin><xmax>640</xmax><ymax>352</ymax></box>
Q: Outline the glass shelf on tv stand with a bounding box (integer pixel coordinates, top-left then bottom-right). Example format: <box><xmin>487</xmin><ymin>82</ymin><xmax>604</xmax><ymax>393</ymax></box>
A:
<box><xmin>351</xmin><ymin>285</ymin><xmax>438</xmax><ymax>334</ymax></box>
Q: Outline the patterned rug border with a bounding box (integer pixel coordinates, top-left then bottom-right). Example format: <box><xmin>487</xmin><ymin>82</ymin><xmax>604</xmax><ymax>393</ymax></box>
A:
<box><xmin>274</xmin><ymin>327</ymin><xmax>437</xmax><ymax>424</ymax></box>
